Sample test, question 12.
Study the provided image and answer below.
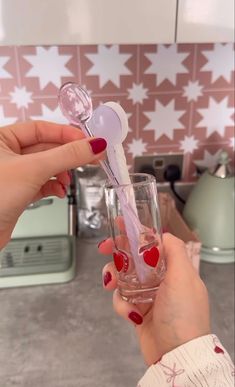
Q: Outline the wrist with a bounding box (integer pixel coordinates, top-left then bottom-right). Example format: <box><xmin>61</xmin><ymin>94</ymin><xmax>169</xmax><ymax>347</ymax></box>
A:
<box><xmin>152</xmin><ymin>327</ymin><xmax>211</xmax><ymax>365</ymax></box>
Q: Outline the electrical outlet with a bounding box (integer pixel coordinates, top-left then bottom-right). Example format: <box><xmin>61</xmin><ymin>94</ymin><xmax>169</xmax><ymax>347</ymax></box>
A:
<box><xmin>134</xmin><ymin>153</ymin><xmax>184</xmax><ymax>182</ymax></box>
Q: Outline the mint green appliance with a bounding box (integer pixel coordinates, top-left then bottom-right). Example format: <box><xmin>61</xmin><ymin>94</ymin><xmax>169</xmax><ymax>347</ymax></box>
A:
<box><xmin>183</xmin><ymin>151</ymin><xmax>235</xmax><ymax>263</ymax></box>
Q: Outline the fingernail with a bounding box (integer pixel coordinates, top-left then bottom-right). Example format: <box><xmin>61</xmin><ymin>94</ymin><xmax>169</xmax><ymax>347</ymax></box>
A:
<box><xmin>128</xmin><ymin>311</ymin><xmax>143</xmax><ymax>325</ymax></box>
<box><xmin>103</xmin><ymin>271</ymin><xmax>112</xmax><ymax>286</ymax></box>
<box><xmin>98</xmin><ymin>239</ymin><xmax>107</xmax><ymax>249</ymax></box>
<box><xmin>89</xmin><ymin>138</ymin><xmax>107</xmax><ymax>154</ymax></box>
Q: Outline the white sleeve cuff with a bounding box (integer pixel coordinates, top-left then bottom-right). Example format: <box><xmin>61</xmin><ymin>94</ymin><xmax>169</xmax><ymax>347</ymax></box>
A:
<box><xmin>138</xmin><ymin>334</ymin><xmax>234</xmax><ymax>387</ymax></box>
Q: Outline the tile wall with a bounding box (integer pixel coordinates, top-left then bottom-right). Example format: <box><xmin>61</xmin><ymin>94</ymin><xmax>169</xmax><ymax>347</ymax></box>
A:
<box><xmin>0</xmin><ymin>43</ymin><xmax>234</xmax><ymax>180</ymax></box>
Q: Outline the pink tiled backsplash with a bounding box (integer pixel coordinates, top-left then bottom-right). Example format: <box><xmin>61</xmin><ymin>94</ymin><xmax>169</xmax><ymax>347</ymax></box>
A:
<box><xmin>0</xmin><ymin>43</ymin><xmax>234</xmax><ymax>180</ymax></box>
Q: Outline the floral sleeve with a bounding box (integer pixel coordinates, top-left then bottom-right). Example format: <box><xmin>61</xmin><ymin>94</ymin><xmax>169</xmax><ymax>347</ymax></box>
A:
<box><xmin>138</xmin><ymin>335</ymin><xmax>234</xmax><ymax>387</ymax></box>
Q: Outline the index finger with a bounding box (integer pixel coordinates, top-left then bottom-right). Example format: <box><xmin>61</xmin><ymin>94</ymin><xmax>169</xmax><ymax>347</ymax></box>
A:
<box><xmin>1</xmin><ymin>120</ymin><xmax>85</xmax><ymax>149</ymax></box>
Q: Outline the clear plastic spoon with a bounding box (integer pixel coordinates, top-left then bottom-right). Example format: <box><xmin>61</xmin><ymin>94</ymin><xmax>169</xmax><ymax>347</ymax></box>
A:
<box><xmin>58</xmin><ymin>82</ymin><xmax>119</xmax><ymax>185</ymax></box>
<box><xmin>58</xmin><ymin>82</ymin><xmax>149</xmax><ymax>282</ymax></box>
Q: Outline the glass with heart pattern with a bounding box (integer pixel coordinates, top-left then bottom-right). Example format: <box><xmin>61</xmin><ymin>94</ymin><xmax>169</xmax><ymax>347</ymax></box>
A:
<box><xmin>104</xmin><ymin>173</ymin><xmax>166</xmax><ymax>303</ymax></box>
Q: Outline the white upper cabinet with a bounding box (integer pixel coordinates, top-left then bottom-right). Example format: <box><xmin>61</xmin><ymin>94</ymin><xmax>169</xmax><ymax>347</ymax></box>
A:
<box><xmin>176</xmin><ymin>0</ymin><xmax>234</xmax><ymax>42</ymax></box>
<box><xmin>0</xmin><ymin>0</ymin><xmax>233</xmax><ymax>45</ymax></box>
<box><xmin>0</xmin><ymin>0</ymin><xmax>177</xmax><ymax>45</ymax></box>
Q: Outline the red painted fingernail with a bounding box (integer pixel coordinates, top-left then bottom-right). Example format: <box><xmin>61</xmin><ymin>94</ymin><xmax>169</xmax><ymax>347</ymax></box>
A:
<box><xmin>98</xmin><ymin>239</ymin><xmax>107</xmax><ymax>249</ymax></box>
<box><xmin>89</xmin><ymin>138</ymin><xmax>107</xmax><ymax>154</ymax></box>
<box><xmin>103</xmin><ymin>271</ymin><xmax>112</xmax><ymax>286</ymax></box>
<box><xmin>113</xmin><ymin>251</ymin><xmax>129</xmax><ymax>273</ymax></box>
<box><xmin>128</xmin><ymin>311</ymin><xmax>143</xmax><ymax>325</ymax></box>
<box><xmin>113</xmin><ymin>252</ymin><xmax>124</xmax><ymax>272</ymax></box>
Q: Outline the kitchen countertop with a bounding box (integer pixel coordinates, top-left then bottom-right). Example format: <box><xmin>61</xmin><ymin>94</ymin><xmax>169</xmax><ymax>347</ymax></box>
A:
<box><xmin>0</xmin><ymin>239</ymin><xmax>234</xmax><ymax>387</ymax></box>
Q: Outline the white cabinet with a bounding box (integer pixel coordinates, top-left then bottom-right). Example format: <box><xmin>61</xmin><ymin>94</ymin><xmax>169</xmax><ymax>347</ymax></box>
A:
<box><xmin>0</xmin><ymin>0</ymin><xmax>177</xmax><ymax>45</ymax></box>
<box><xmin>0</xmin><ymin>0</ymin><xmax>233</xmax><ymax>45</ymax></box>
<box><xmin>176</xmin><ymin>0</ymin><xmax>234</xmax><ymax>42</ymax></box>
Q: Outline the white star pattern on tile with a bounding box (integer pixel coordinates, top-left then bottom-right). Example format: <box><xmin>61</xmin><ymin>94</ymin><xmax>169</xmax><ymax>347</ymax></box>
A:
<box><xmin>9</xmin><ymin>86</ymin><xmax>32</xmax><ymax>109</ymax></box>
<box><xmin>144</xmin><ymin>100</ymin><xmax>185</xmax><ymax>141</ymax></box>
<box><xmin>127</xmin><ymin>138</ymin><xmax>147</xmax><ymax>158</ymax></box>
<box><xmin>0</xmin><ymin>105</ymin><xmax>17</xmax><ymax>126</ymax></box>
<box><xmin>125</xmin><ymin>112</ymin><xmax>132</xmax><ymax>132</ymax></box>
<box><xmin>145</xmin><ymin>45</ymin><xmax>189</xmax><ymax>86</ymax></box>
<box><xmin>183</xmin><ymin>80</ymin><xmax>203</xmax><ymax>102</ymax></box>
<box><xmin>229</xmin><ymin>137</ymin><xmax>235</xmax><ymax>150</ymax></box>
<box><xmin>0</xmin><ymin>43</ymin><xmax>234</xmax><ymax>186</ymax></box>
<box><xmin>127</xmin><ymin>83</ymin><xmax>148</xmax><ymax>104</ymax></box>
<box><xmin>24</xmin><ymin>47</ymin><xmax>72</xmax><ymax>89</ymax></box>
<box><xmin>196</xmin><ymin>97</ymin><xmax>234</xmax><ymax>137</ymax></box>
<box><xmin>86</xmin><ymin>45</ymin><xmax>131</xmax><ymax>88</ymax></box>
<box><xmin>194</xmin><ymin>149</ymin><xmax>222</xmax><ymax>169</ymax></box>
<box><xmin>0</xmin><ymin>56</ymin><xmax>12</xmax><ymax>79</ymax></box>
<box><xmin>31</xmin><ymin>104</ymin><xmax>68</xmax><ymax>124</ymax></box>
<box><xmin>180</xmin><ymin>135</ymin><xmax>198</xmax><ymax>154</ymax></box>
<box><xmin>201</xmin><ymin>43</ymin><xmax>234</xmax><ymax>83</ymax></box>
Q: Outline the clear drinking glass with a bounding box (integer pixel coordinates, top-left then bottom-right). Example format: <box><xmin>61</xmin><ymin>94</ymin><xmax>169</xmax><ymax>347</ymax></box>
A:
<box><xmin>105</xmin><ymin>173</ymin><xmax>166</xmax><ymax>303</ymax></box>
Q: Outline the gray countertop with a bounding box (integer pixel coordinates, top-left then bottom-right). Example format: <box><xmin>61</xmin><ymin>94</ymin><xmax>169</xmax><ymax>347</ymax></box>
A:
<box><xmin>0</xmin><ymin>239</ymin><xmax>234</xmax><ymax>387</ymax></box>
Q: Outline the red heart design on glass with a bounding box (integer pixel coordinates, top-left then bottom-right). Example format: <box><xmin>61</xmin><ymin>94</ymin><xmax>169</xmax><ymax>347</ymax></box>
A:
<box><xmin>143</xmin><ymin>246</ymin><xmax>159</xmax><ymax>267</ymax></box>
<box><xmin>113</xmin><ymin>252</ymin><xmax>129</xmax><ymax>272</ymax></box>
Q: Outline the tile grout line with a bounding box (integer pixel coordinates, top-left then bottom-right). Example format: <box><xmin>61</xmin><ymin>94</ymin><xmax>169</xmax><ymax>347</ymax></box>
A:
<box><xmin>76</xmin><ymin>45</ymin><xmax>82</xmax><ymax>85</ymax></box>
<box><xmin>148</xmin><ymin>144</ymin><xmax>183</xmax><ymax>149</ymax></box>
<box><xmin>14</xmin><ymin>46</ymin><xmax>21</xmax><ymax>87</ymax></box>
<box><xmin>186</xmin><ymin>44</ymin><xmax>202</xmax><ymax>179</ymax></box>
<box><xmin>136</xmin><ymin>45</ymin><xmax>140</xmax><ymax>84</ymax></box>
<box><xmin>14</xmin><ymin>46</ymin><xmax>26</xmax><ymax>121</ymax></box>
<box><xmin>183</xmin><ymin>44</ymin><xmax>198</xmax><ymax>179</ymax></box>
<box><xmin>199</xmin><ymin>140</ymin><xmax>232</xmax><ymax>146</ymax></box>
<box><xmin>203</xmin><ymin>88</ymin><xmax>234</xmax><ymax>92</ymax></box>
<box><xmin>148</xmin><ymin>90</ymin><xmax>182</xmax><ymax>95</ymax></box>
<box><xmin>1</xmin><ymin>87</ymin><xmax>232</xmax><ymax>101</ymax></box>
<box><xmin>147</xmin><ymin>140</ymin><xmax>231</xmax><ymax>149</ymax></box>
<box><xmin>188</xmin><ymin>44</ymin><xmax>198</xmax><ymax>137</ymax></box>
<box><xmin>136</xmin><ymin>103</ymin><xmax>139</xmax><ymax>139</ymax></box>
<box><xmin>136</xmin><ymin>45</ymin><xmax>140</xmax><ymax>139</ymax></box>
<box><xmin>192</xmin><ymin>44</ymin><xmax>198</xmax><ymax>81</ymax></box>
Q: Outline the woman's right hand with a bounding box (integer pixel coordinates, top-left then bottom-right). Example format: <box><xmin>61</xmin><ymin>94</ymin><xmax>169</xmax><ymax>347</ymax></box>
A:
<box><xmin>99</xmin><ymin>233</ymin><xmax>211</xmax><ymax>365</ymax></box>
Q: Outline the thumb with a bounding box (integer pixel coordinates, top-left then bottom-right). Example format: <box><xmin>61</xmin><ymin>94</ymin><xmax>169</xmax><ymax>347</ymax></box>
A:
<box><xmin>30</xmin><ymin>137</ymin><xmax>107</xmax><ymax>178</ymax></box>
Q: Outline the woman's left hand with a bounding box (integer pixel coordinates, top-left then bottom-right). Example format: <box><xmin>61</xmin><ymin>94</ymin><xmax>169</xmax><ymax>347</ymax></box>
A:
<box><xmin>0</xmin><ymin>120</ymin><xmax>106</xmax><ymax>248</ymax></box>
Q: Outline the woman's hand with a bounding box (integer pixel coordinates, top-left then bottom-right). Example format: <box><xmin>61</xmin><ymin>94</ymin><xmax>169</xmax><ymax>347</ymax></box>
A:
<box><xmin>99</xmin><ymin>233</ymin><xmax>211</xmax><ymax>365</ymax></box>
<box><xmin>0</xmin><ymin>120</ymin><xmax>106</xmax><ymax>248</ymax></box>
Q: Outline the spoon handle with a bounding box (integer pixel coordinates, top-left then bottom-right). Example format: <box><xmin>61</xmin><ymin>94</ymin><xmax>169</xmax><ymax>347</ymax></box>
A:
<box><xmin>107</xmin><ymin>144</ymin><xmax>130</xmax><ymax>185</ymax></box>
<box><xmin>106</xmin><ymin>144</ymin><xmax>149</xmax><ymax>282</ymax></box>
<box><xmin>100</xmin><ymin>159</ymin><xmax>119</xmax><ymax>186</ymax></box>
